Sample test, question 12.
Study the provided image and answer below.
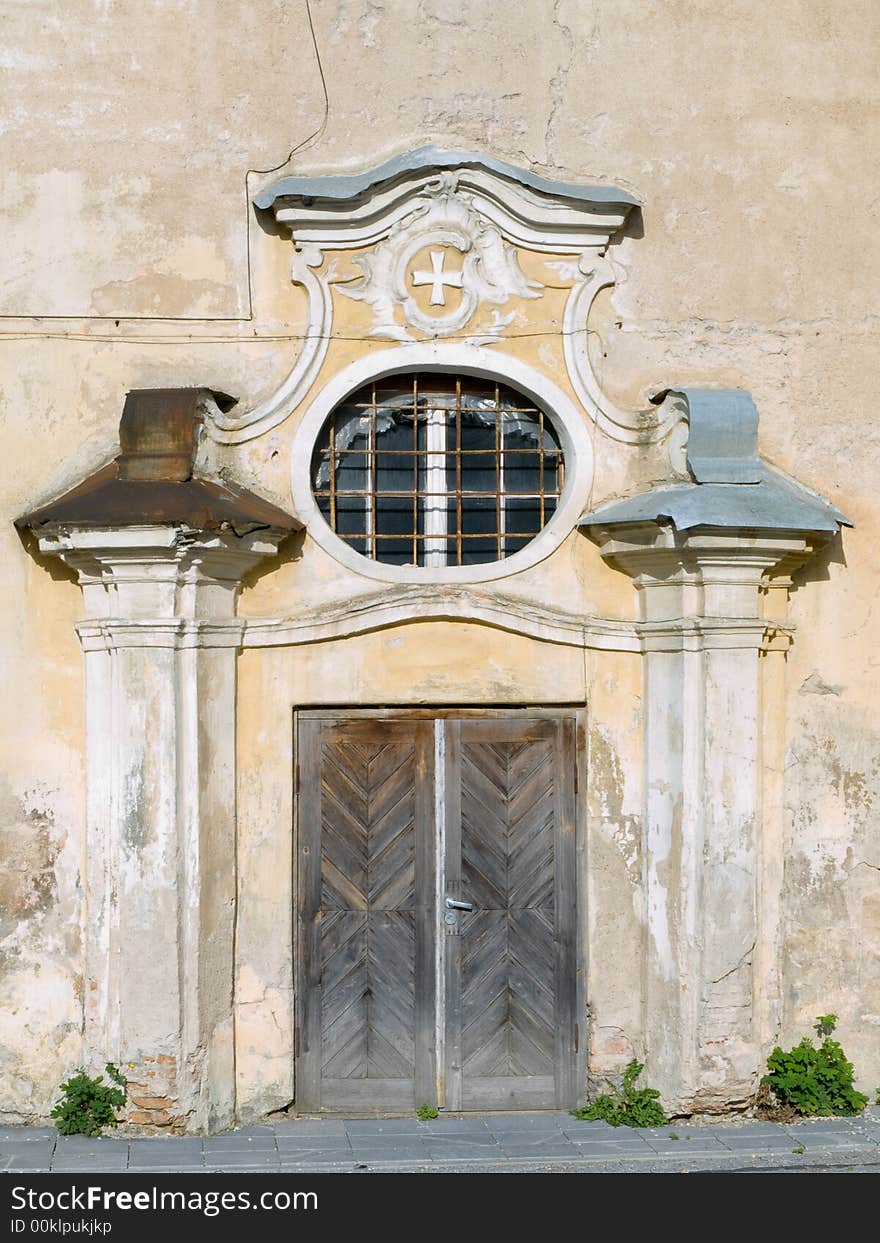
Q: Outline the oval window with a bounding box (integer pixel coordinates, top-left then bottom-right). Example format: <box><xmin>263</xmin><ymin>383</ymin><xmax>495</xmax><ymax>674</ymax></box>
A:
<box><xmin>311</xmin><ymin>373</ymin><xmax>564</xmax><ymax>568</ymax></box>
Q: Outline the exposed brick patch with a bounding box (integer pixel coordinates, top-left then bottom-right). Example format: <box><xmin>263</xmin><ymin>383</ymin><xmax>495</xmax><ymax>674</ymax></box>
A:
<box><xmin>122</xmin><ymin>1055</ymin><xmax>184</xmax><ymax>1131</ymax></box>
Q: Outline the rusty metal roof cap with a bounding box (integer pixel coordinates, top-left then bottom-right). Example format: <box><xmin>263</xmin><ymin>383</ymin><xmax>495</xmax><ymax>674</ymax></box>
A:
<box><xmin>16</xmin><ymin>387</ymin><xmax>300</xmax><ymax>533</ymax></box>
<box><xmin>116</xmin><ymin>388</ymin><xmax>205</xmax><ymax>482</ymax></box>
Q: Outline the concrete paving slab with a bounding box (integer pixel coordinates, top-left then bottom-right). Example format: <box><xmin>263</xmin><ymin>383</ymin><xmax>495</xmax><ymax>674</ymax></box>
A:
<box><xmin>497</xmin><ymin>1134</ymin><xmax>572</xmax><ymax>1146</ymax></box>
<box><xmin>648</xmin><ymin>1125</ymin><xmax>720</xmax><ymax>1139</ymax></box>
<box><xmin>128</xmin><ymin>1158</ymin><xmax>205</xmax><ymax>1171</ymax></box>
<box><xmin>125</xmin><ymin>1158</ymin><xmax>206</xmax><ymax>1168</ymax></box>
<box><xmin>205</xmin><ymin>1157</ymin><xmax>282</xmax><ymax>1171</ymax></box>
<box><xmin>718</xmin><ymin>1134</ymin><xmax>807</xmax><ymax>1151</ymax></box>
<box><xmin>485</xmin><ymin>1114</ymin><xmax>569</xmax><ymax>1130</ymax></box>
<box><xmin>566</xmin><ymin>1129</ymin><xmax>652</xmax><ymax>1145</ymax></box>
<box><xmin>272</xmin><ymin>1119</ymin><xmax>349</xmax><ymax>1136</ymax></box>
<box><xmin>423</xmin><ymin>1139</ymin><xmax>498</xmax><ymax>1152</ymax></box>
<box><xmin>423</xmin><ymin>1145</ymin><xmax>503</xmax><ymax>1161</ymax></box>
<box><xmin>561</xmin><ymin>1140</ymin><xmax>657</xmax><ymax>1159</ymax></box>
<box><xmin>344</xmin><ymin>1119</ymin><xmax>428</xmax><ymax>1134</ymax></box>
<box><xmin>560</xmin><ymin>1119</ymin><xmax>622</xmax><ymax>1134</ymax></box>
<box><xmin>129</xmin><ymin>1137</ymin><xmax>204</xmax><ymax>1152</ymax></box>
<box><xmin>202</xmin><ymin>1155</ymin><xmax>280</xmax><ymax>1167</ymax></box>
<box><xmin>786</xmin><ymin>1114</ymin><xmax>862</xmax><ymax>1127</ymax></box>
<box><xmin>646</xmin><ymin>1136</ymin><xmax>729</xmax><ymax>1155</ymax></box>
<box><xmin>4</xmin><ymin>1154</ymin><xmax>57</xmax><ymax>1170</ymax></box>
<box><xmin>422</xmin><ymin>1119</ymin><xmax>493</xmax><ymax>1135</ymax></box>
<box><xmin>348</xmin><ymin>1144</ymin><xmax>430</xmax><ymax>1158</ymax></box>
<box><xmin>128</xmin><ymin>1146</ymin><xmax>204</xmax><ymax>1162</ymax></box>
<box><xmin>276</xmin><ymin>1146</ymin><xmax>353</xmax><ymax>1159</ymax></box>
<box><xmin>276</xmin><ymin>1133</ymin><xmax>352</xmax><ymax>1149</ymax></box>
<box><xmin>498</xmin><ymin>1143</ymin><xmax>578</xmax><ymax>1159</ymax></box>
<box><xmin>54</xmin><ymin>1135</ymin><xmax>125</xmax><ymax>1148</ymax></box>
<box><xmin>51</xmin><ymin>1153</ymin><xmax>128</xmax><ymax>1163</ymax></box>
<box><xmin>1</xmin><ymin>1143</ymin><xmax>56</xmax><ymax>1163</ymax></box>
<box><xmin>278</xmin><ymin>1154</ymin><xmax>357</xmax><ymax>1169</ymax></box>
<box><xmin>203</xmin><ymin>1134</ymin><xmax>278</xmax><ymax>1151</ymax></box>
<box><xmin>704</xmin><ymin>1121</ymin><xmax>797</xmax><ymax>1137</ymax></box>
<box><xmin>349</xmin><ymin>1139</ymin><xmax>431</xmax><ymax>1152</ymax></box>
<box><xmin>0</xmin><ymin>1127</ymin><xmax>56</xmax><ymax>1142</ymax></box>
<box><xmin>790</xmin><ymin>1132</ymin><xmax>873</xmax><ymax>1149</ymax></box>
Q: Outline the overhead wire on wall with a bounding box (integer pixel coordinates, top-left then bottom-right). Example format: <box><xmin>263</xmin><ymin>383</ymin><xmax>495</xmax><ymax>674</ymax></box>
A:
<box><xmin>0</xmin><ymin>326</ymin><xmax>612</xmax><ymax>345</ymax></box>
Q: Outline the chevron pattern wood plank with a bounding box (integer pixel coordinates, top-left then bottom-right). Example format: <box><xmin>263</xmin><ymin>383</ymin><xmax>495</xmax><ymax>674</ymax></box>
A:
<box><xmin>320</xmin><ymin>911</ymin><xmax>416</xmax><ymax>1077</ymax></box>
<box><xmin>459</xmin><ymin>734</ymin><xmax>558</xmax><ymax>1086</ymax></box>
<box><xmin>317</xmin><ymin>727</ymin><xmax>420</xmax><ymax>1086</ymax></box>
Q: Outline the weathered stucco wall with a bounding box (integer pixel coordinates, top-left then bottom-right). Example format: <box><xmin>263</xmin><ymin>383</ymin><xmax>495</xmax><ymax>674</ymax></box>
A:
<box><xmin>2</xmin><ymin>0</ymin><xmax>878</xmax><ymax>1120</ymax></box>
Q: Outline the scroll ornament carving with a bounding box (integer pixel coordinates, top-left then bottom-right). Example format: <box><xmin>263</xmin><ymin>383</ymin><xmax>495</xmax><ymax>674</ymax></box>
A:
<box><xmin>204</xmin><ymin>152</ymin><xmax>682</xmax><ymax>448</ymax></box>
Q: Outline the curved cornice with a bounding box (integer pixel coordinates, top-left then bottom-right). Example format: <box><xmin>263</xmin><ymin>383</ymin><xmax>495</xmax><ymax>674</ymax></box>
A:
<box><xmin>243</xmin><ymin>585</ymin><xmax>630</xmax><ymax>650</ymax></box>
<box><xmin>239</xmin><ymin>585</ymin><xmax>787</xmax><ymax>653</ymax></box>
<box><xmin>253</xmin><ymin>145</ymin><xmax>639</xmax><ymax>213</ymax></box>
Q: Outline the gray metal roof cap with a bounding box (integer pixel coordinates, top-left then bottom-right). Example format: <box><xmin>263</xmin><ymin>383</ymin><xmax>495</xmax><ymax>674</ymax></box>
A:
<box><xmin>579</xmin><ymin>387</ymin><xmax>849</xmax><ymax>534</ymax></box>
<box><xmin>678</xmin><ymin>388</ymin><xmax>763</xmax><ymax>483</ymax></box>
<box><xmin>578</xmin><ymin>472</ymin><xmax>848</xmax><ymax>534</ymax></box>
<box><xmin>254</xmin><ymin>145</ymin><xmax>640</xmax><ymax>211</ymax></box>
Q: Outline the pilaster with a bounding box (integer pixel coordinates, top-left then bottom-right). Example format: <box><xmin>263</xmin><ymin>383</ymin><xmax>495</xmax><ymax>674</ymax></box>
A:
<box><xmin>586</xmin><ymin>522</ymin><xmax>818</xmax><ymax>1111</ymax></box>
<box><xmin>33</xmin><ymin>524</ymin><xmax>286</xmax><ymax>1131</ymax></box>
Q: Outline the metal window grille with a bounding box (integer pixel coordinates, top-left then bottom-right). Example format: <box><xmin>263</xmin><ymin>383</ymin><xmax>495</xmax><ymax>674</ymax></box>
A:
<box><xmin>312</xmin><ymin>374</ymin><xmax>564</xmax><ymax>568</ymax></box>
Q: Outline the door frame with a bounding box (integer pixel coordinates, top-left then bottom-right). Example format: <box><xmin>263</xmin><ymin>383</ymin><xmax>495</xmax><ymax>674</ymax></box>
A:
<box><xmin>292</xmin><ymin>705</ymin><xmax>589</xmax><ymax>1113</ymax></box>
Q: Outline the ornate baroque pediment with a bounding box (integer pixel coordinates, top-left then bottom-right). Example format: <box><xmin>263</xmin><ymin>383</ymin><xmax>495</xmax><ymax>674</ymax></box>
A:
<box><xmin>205</xmin><ymin>146</ymin><xmax>681</xmax><ymax>445</ymax></box>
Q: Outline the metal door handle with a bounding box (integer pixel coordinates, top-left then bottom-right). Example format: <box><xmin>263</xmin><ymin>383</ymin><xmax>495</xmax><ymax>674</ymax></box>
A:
<box><xmin>445</xmin><ymin>897</ymin><xmax>474</xmax><ymax>911</ymax></box>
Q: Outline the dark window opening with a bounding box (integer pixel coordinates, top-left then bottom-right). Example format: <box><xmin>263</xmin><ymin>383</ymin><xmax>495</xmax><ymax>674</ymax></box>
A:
<box><xmin>311</xmin><ymin>374</ymin><xmax>564</xmax><ymax>568</ymax></box>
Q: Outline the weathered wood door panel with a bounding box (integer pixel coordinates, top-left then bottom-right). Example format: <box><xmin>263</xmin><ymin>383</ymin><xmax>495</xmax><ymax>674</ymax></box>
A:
<box><xmin>296</xmin><ymin>718</ymin><xmax>436</xmax><ymax>1111</ymax></box>
<box><xmin>444</xmin><ymin>718</ymin><xmax>576</xmax><ymax>1110</ymax></box>
<box><xmin>295</xmin><ymin>712</ymin><xmax>577</xmax><ymax>1113</ymax></box>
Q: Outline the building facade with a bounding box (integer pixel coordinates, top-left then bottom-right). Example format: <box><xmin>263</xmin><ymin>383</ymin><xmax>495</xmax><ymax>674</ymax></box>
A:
<box><xmin>2</xmin><ymin>2</ymin><xmax>878</xmax><ymax>1132</ymax></box>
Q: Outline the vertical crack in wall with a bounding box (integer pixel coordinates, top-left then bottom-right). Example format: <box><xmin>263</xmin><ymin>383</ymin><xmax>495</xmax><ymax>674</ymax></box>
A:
<box><xmin>545</xmin><ymin>0</ymin><xmax>576</xmax><ymax>168</ymax></box>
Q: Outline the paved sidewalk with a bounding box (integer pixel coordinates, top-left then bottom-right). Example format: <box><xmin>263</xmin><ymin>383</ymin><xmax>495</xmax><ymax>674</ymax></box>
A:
<box><xmin>2</xmin><ymin>1109</ymin><xmax>880</xmax><ymax>1174</ymax></box>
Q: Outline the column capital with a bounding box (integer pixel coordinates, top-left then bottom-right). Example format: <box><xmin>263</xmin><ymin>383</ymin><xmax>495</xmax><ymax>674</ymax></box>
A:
<box><xmin>34</xmin><ymin>522</ymin><xmax>289</xmax><ymax>626</ymax></box>
<box><xmin>584</xmin><ymin>520</ymin><xmax>824</xmax><ymax>623</ymax></box>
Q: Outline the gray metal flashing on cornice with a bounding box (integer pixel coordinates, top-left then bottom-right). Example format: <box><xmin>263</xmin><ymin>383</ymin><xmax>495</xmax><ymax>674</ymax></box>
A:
<box><xmin>579</xmin><ymin>387</ymin><xmax>849</xmax><ymax>535</ymax></box>
<box><xmin>677</xmin><ymin>388</ymin><xmax>763</xmax><ymax>483</ymax></box>
<box><xmin>578</xmin><ymin>475</ymin><xmax>847</xmax><ymax>534</ymax></box>
<box><xmin>253</xmin><ymin>145</ymin><xmax>640</xmax><ymax>212</ymax></box>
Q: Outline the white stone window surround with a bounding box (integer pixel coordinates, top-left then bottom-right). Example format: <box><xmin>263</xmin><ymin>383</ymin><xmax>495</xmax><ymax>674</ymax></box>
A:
<box><xmin>291</xmin><ymin>342</ymin><xmax>594</xmax><ymax>585</ymax></box>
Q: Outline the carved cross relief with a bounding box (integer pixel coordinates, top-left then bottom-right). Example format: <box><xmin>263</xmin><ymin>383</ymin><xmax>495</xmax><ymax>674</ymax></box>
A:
<box><xmin>334</xmin><ymin>177</ymin><xmax>543</xmax><ymax>342</ymax></box>
<box><xmin>411</xmin><ymin>248</ymin><xmax>463</xmax><ymax>306</ymax></box>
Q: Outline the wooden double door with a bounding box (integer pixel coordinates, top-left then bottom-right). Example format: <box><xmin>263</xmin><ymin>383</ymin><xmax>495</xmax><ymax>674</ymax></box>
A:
<box><xmin>295</xmin><ymin>711</ymin><xmax>580</xmax><ymax>1113</ymax></box>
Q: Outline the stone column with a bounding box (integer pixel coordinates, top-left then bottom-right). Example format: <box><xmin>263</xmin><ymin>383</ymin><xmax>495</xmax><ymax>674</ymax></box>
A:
<box><xmin>33</xmin><ymin>524</ymin><xmax>287</xmax><ymax>1132</ymax></box>
<box><xmin>586</xmin><ymin>523</ymin><xmax>818</xmax><ymax>1112</ymax></box>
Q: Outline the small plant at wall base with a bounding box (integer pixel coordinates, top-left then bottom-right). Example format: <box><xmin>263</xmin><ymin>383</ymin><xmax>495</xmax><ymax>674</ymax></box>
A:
<box><xmin>571</xmin><ymin>1059</ymin><xmax>667</xmax><ymax>1128</ymax></box>
<box><xmin>51</xmin><ymin>1065</ymin><xmax>127</xmax><ymax>1136</ymax></box>
<box><xmin>416</xmin><ymin>1104</ymin><xmax>439</xmax><ymax>1121</ymax></box>
<box><xmin>761</xmin><ymin>1015</ymin><xmax>868</xmax><ymax>1118</ymax></box>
